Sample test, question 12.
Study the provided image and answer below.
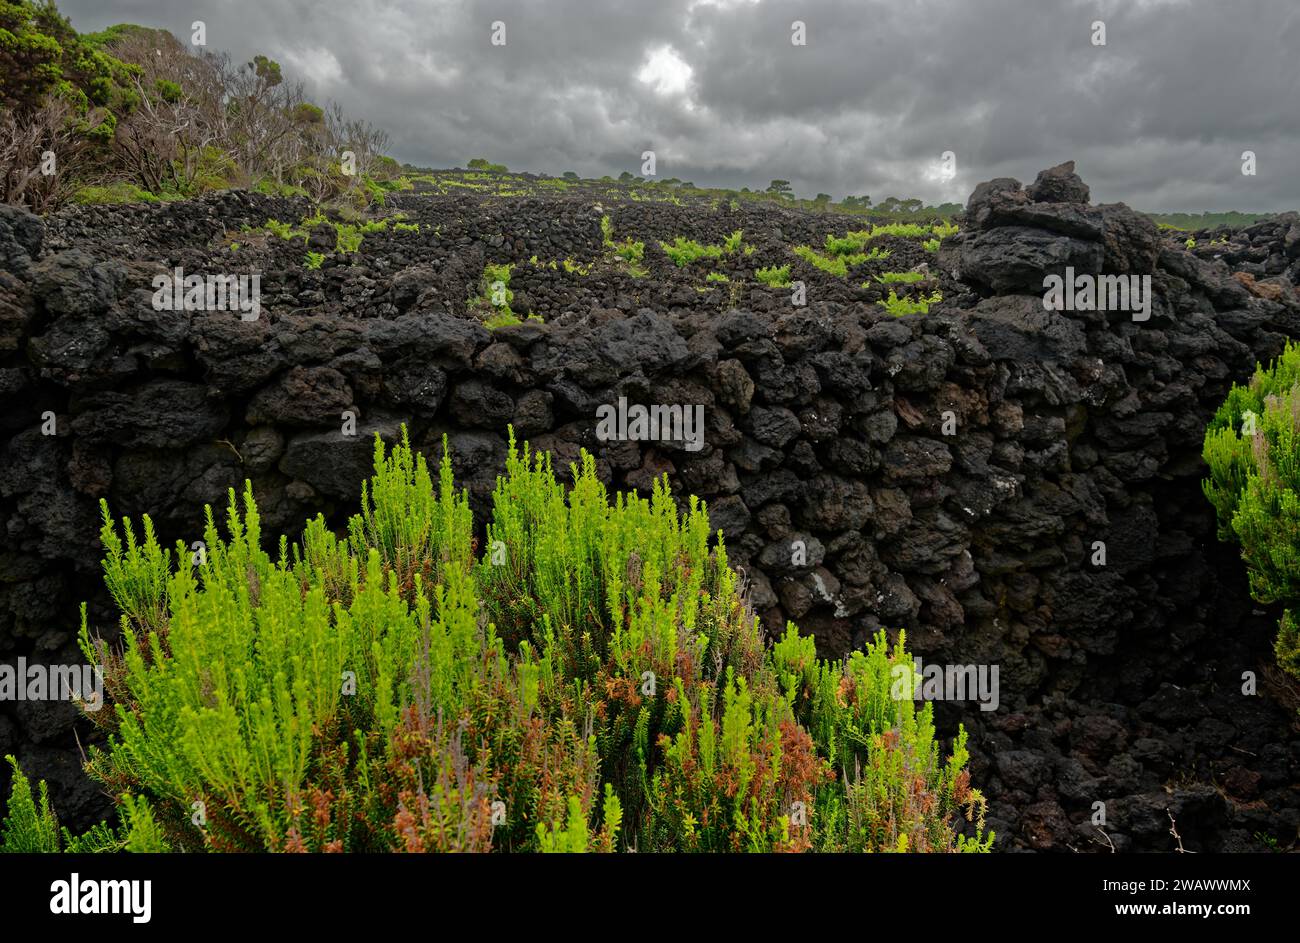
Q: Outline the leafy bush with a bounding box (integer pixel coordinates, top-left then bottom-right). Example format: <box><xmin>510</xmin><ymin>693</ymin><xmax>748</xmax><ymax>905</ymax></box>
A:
<box><xmin>705</xmin><ymin>271</ymin><xmax>729</xmax><ymax>283</ymax></box>
<box><xmin>9</xmin><ymin>430</ymin><xmax>990</xmax><ymax>853</ymax></box>
<box><xmin>794</xmin><ymin>245</ymin><xmax>856</xmax><ymax>276</ymax></box>
<box><xmin>264</xmin><ymin>217</ymin><xmax>307</xmax><ymax>241</ymax></box>
<box><xmin>825</xmin><ymin>224</ymin><xmax>940</xmax><ymax>257</ymax></box>
<box><xmin>878</xmin><ymin>290</ymin><xmax>942</xmax><ymax>316</ymax></box>
<box><xmin>755</xmin><ymin>264</ymin><xmax>792</xmax><ymax>287</ymax></box>
<box><xmin>660</xmin><ymin>236</ymin><xmax>724</xmax><ymax>267</ymax></box>
<box><xmin>1</xmin><ymin>756</ymin><xmax>169</xmax><ymax>853</ymax></box>
<box><xmin>600</xmin><ymin>215</ymin><xmax>645</xmax><ymax>273</ymax></box>
<box><xmin>793</xmin><ymin>244</ymin><xmax>889</xmax><ymax>277</ymax></box>
<box><xmin>865</xmin><ymin>222</ymin><xmax>931</xmax><ymax>240</ymax></box>
<box><xmin>470</xmin><ymin>262</ymin><xmax>521</xmax><ymax>328</ymax></box>
<box><xmin>304</xmin><ymin>250</ymin><xmax>325</xmax><ymax>270</ymax></box>
<box><xmin>874</xmin><ymin>271</ymin><xmax>925</xmax><ymax>284</ymax></box>
<box><xmin>824</xmin><ymin>233</ymin><xmax>870</xmax><ymax>256</ymax></box>
<box><xmin>1203</xmin><ymin>340</ymin><xmax>1300</xmax><ymax>678</ymax></box>
<box><xmin>334</xmin><ymin>222</ymin><xmax>363</xmax><ymax>253</ymax></box>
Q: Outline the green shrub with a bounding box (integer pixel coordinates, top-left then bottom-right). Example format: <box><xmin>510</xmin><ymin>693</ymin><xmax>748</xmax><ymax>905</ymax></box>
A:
<box><xmin>304</xmin><ymin>250</ymin><xmax>325</xmax><ymax>270</ymax></box>
<box><xmin>824</xmin><ymin>233</ymin><xmax>869</xmax><ymax>256</ymax></box>
<box><xmin>755</xmin><ymin>264</ymin><xmax>792</xmax><ymax>287</ymax></box>
<box><xmin>1203</xmin><ymin>340</ymin><xmax>1300</xmax><ymax>678</ymax></box>
<box><xmin>794</xmin><ymin>245</ymin><xmax>853</xmax><ymax>276</ymax></box>
<box><xmin>874</xmin><ymin>271</ymin><xmax>925</xmax><ymax>284</ymax></box>
<box><xmin>824</xmin><ymin>224</ymin><xmax>939</xmax><ymax>257</ymax></box>
<box><xmin>0</xmin><ymin>755</ymin><xmax>59</xmax><ymax>853</ymax></box>
<box><xmin>705</xmin><ymin>271</ymin><xmax>729</xmax><ymax>283</ymax></box>
<box><xmin>792</xmin><ymin>244</ymin><xmax>887</xmax><ymax>277</ymax></box>
<box><xmin>866</xmin><ymin>222</ymin><xmax>931</xmax><ymax>240</ymax></box>
<box><xmin>471</xmin><ymin>262</ymin><xmax>518</xmax><ymax>326</ymax></box>
<box><xmin>877</xmin><ymin>290</ymin><xmax>942</xmax><ymax>316</ymax></box>
<box><xmin>660</xmin><ymin>236</ymin><xmax>724</xmax><ymax>267</ymax></box>
<box><xmin>12</xmin><ymin>429</ymin><xmax>990</xmax><ymax>853</ymax></box>
<box><xmin>600</xmin><ymin>215</ymin><xmax>645</xmax><ymax>272</ymax></box>
<box><xmin>264</xmin><ymin>218</ymin><xmax>306</xmax><ymax>241</ymax></box>
<box><xmin>334</xmin><ymin>222</ymin><xmax>363</xmax><ymax>253</ymax></box>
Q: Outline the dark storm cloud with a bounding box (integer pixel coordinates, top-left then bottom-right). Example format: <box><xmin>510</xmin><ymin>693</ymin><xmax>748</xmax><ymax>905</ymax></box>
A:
<box><xmin>57</xmin><ymin>0</ymin><xmax>1300</xmax><ymax>210</ymax></box>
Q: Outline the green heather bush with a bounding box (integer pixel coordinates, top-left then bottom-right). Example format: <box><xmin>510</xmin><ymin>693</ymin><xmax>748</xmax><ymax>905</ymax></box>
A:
<box><xmin>264</xmin><ymin>218</ymin><xmax>306</xmax><ymax>241</ymax></box>
<box><xmin>755</xmin><ymin>264</ymin><xmax>792</xmax><ymax>287</ymax></box>
<box><xmin>333</xmin><ymin>222</ymin><xmax>363</xmax><ymax>254</ymax></box>
<box><xmin>1203</xmin><ymin>340</ymin><xmax>1300</xmax><ymax>678</ymax></box>
<box><xmin>823</xmin><ymin>223</ymin><xmax>951</xmax><ymax>258</ymax></box>
<box><xmin>878</xmin><ymin>290</ymin><xmax>942</xmax><ymax>316</ymax></box>
<box><xmin>824</xmin><ymin>233</ymin><xmax>870</xmax><ymax>256</ymax></box>
<box><xmin>470</xmin><ymin>262</ymin><xmax>529</xmax><ymax>329</ymax></box>
<box><xmin>600</xmin><ymin>215</ymin><xmax>646</xmax><ymax>273</ymax></box>
<box><xmin>792</xmin><ymin>244</ymin><xmax>889</xmax><ymax>277</ymax></box>
<box><xmin>660</xmin><ymin>236</ymin><xmax>724</xmax><ymax>267</ymax></box>
<box><xmin>1</xmin><ymin>756</ymin><xmax>169</xmax><ymax>853</ymax></box>
<box><xmin>866</xmin><ymin>222</ymin><xmax>931</xmax><ymax>240</ymax></box>
<box><xmin>4</xmin><ymin>430</ymin><xmax>990</xmax><ymax>853</ymax></box>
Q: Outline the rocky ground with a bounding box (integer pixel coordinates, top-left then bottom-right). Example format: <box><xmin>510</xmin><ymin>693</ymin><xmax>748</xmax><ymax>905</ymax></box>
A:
<box><xmin>2</xmin><ymin>162</ymin><xmax>1298</xmax><ymax>851</ymax></box>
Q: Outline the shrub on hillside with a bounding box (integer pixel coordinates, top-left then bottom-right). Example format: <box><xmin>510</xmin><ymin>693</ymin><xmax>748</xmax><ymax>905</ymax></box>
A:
<box><xmin>2</xmin><ymin>430</ymin><xmax>990</xmax><ymax>853</ymax></box>
<box><xmin>1203</xmin><ymin>340</ymin><xmax>1300</xmax><ymax>678</ymax></box>
<box><xmin>1</xmin><ymin>0</ymin><xmax>395</xmax><ymax>210</ymax></box>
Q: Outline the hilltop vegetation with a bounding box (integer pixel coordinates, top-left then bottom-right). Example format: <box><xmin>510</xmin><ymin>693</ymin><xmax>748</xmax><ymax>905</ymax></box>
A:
<box><xmin>1148</xmin><ymin>211</ymin><xmax>1279</xmax><ymax>232</ymax></box>
<box><xmin>0</xmin><ymin>0</ymin><xmax>399</xmax><ymax>211</ymax></box>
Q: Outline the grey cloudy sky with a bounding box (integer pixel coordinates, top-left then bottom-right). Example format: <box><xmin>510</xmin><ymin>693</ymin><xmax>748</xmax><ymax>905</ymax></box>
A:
<box><xmin>59</xmin><ymin>0</ymin><xmax>1300</xmax><ymax>211</ymax></box>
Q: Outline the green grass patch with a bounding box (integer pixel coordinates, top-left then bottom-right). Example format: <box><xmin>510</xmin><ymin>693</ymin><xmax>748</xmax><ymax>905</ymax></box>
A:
<box><xmin>71</xmin><ymin>182</ymin><xmax>161</xmax><ymax>205</ymax></box>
